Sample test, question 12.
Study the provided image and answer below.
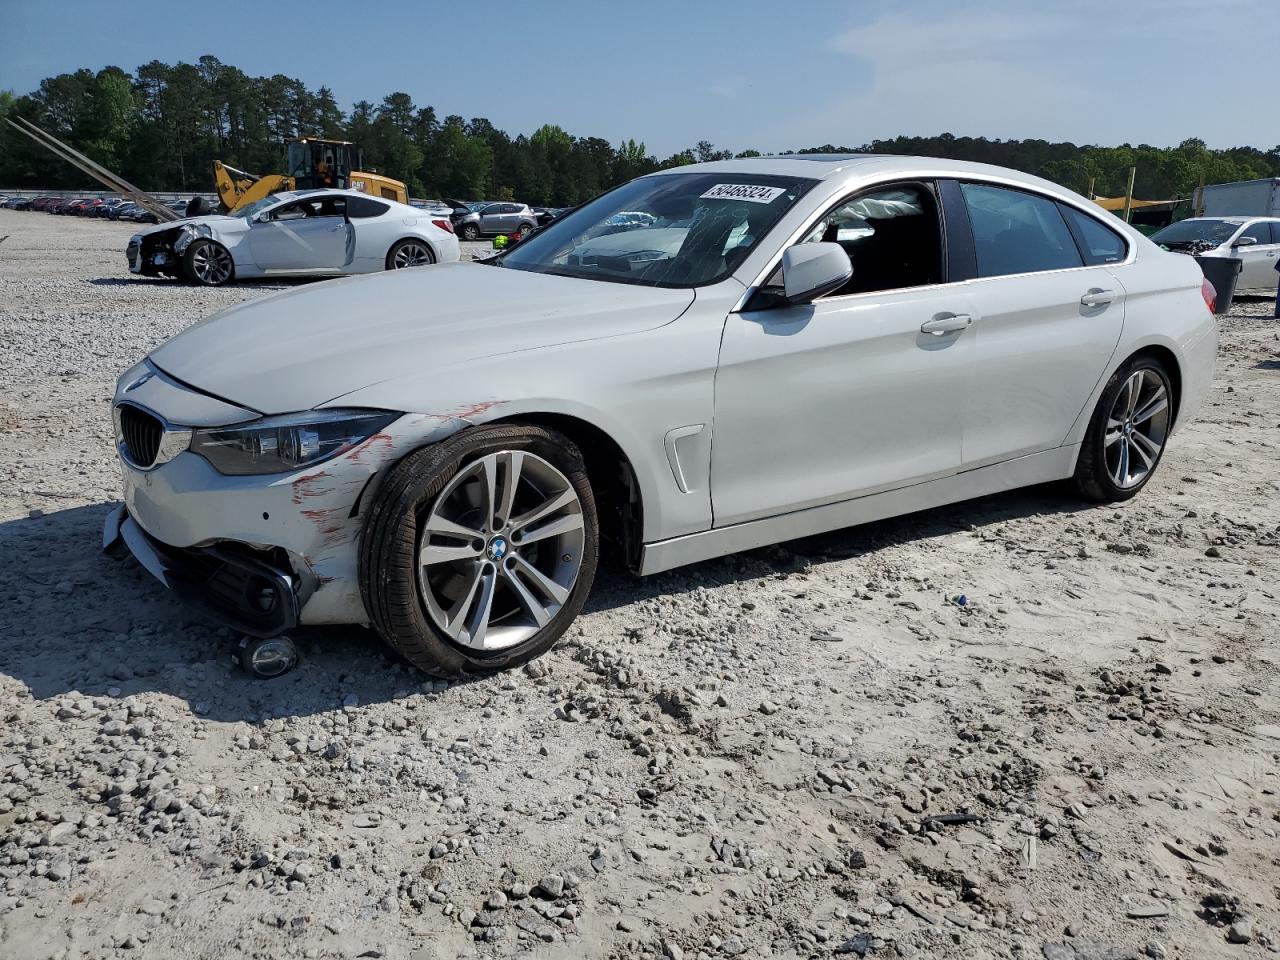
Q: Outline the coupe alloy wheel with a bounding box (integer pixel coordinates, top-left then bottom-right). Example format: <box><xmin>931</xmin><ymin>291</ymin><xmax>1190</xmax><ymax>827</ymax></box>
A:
<box><xmin>416</xmin><ymin>451</ymin><xmax>585</xmax><ymax>652</ymax></box>
<box><xmin>1104</xmin><ymin>367</ymin><xmax>1170</xmax><ymax>489</ymax></box>
<box><xmin>190</xmin><ymin>242</ymin><xmax>233</xmax><ymax>285</ymax></box>
<box><xmin>392</xmin><ymin>241</ymin><xmax>433</xmax><ymax>268</ymax></box>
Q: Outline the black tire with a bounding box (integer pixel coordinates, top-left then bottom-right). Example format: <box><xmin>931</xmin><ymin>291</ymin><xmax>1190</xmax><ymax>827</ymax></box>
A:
<box><xmin>186</xmin><ymin>196</ymin><xmax>212</xmax><ymax>218</ymax></box>
<box><xmin>385</xmin><ymin>238</ymin><xmax>436</xmax><ymax>270</ymax></box>
<box><xmin>460</xmin><ymin>223</ymin><xmax>480</xmax><ymax>241</ymax></box>
<box><xmin>359</xmin><ymin>424</ymin><xmax>599</xmax><ymax>678</ymax></box>
<box><xmin>1074</xmin><ymin>355</ymin><xmax>1173</xmax><ymax>503</ymax></box>
<box><xmin>181</xmin><ymin>238</ymin><xmax>235</xmax><ymax>286</ymax></box>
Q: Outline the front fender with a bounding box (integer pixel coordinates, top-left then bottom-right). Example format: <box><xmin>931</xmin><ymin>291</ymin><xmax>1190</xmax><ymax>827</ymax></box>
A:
<box><xmin>323</xmin><ymin>310</ymin><xmax>727</xmax><ymax>543</ymax></box>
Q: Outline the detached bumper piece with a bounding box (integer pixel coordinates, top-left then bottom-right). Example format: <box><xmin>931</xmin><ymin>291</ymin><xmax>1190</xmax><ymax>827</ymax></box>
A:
<box><xmin>103</xmin><ymin>505</ymin><xmax>299</xmax><ymax>638</ymax></box>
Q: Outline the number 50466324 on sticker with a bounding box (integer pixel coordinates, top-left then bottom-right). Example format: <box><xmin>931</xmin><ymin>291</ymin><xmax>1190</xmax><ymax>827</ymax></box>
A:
<box><xmin>699</xmin><ymin>183</ymin><xmax>787</xmax><ymax>203</ymax></box>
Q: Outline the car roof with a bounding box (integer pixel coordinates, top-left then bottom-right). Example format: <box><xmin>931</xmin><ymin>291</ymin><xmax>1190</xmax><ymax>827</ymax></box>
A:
<box><xmin>273</xmin><ymin>188</ymin><xmax>414</xmax><ymax>212</ymax></box>
<box><xmin>644</xmin><ymin>153</ymin><xmax>1075</xmax><ymax>183</ymax></box>
<box><xmin>1181</xmin><ymin>215</ymin><xmax>1279</xmax><ymax>223</ymax></box>
<box><xmin>644</xmin><ymin>154</ymin><xmax>1161</xmax><ymax>219</ymax></box>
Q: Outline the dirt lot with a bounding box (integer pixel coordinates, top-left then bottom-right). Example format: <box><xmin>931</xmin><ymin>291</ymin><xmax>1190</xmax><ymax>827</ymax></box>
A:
<box><xmin>0</xmin><ymin>209</ymin><xmax>1278</xmax><ymax>960</ymax></box>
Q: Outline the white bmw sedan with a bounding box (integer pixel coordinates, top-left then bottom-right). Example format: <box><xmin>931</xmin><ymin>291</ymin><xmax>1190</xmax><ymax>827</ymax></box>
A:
<box><xmin>104</xmin><ymin>155</ymin><xmax>1217</xmax><ymax>678</ymax></box>
<box><xmin>125</xmin><ymin>188</ymin><xmax>460</xmax><ymax>285</ymax></box>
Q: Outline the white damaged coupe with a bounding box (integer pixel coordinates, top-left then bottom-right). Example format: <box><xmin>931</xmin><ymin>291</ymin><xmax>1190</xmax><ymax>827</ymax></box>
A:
<box><xmin>104</xmin><ymin>155</ymin><xmax>1217</xmax><ymax>678</ymax></box>
<box><xmin>125</xmin><ymin>188</ymin><xmax>460</xmax><ymax>285</ymax></box>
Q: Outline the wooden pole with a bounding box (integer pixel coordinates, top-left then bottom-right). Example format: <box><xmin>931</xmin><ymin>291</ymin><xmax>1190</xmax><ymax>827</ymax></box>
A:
<box><xmin>1122</xmin><ymin>166</ymin><xmax>1136</xmax><ymax>223</ymax></box>
<box><xmin>1086</xmin><ymin>175</ymin><xmax>1095</xmax><ymax>201</ymax></box>
<box><xmin>1195</xmin><ymin>170</ymin><xmax>1206</xmax><ymax>217</ymax></box>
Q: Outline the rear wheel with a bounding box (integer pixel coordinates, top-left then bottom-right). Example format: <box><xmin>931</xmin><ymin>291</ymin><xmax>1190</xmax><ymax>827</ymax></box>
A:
<box><xmin>386</xmin><ymin>238</ymin><xmax>436</xmax><ymax>270</ymax></box>
<box><xmin>360</xmin><ymin>424</ymin><xmax>598</xmax><ymax>678</ymax></box>
<box><xmin>182</xmin><ymin>238</ymin><xmax>234</xmax><ymax>286</ymax></box>
<box><xmin>1074</xmin><ymin>355</ymin><xmax>1173</xmax><ymax>502</ymax></box>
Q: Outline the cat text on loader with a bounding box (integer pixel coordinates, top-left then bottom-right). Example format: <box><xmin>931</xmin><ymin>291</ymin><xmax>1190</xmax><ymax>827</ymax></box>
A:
<box><xmin>212</xmin><ymin>138</ymin><xmax>408</xmax><ymax>212</ymax></box>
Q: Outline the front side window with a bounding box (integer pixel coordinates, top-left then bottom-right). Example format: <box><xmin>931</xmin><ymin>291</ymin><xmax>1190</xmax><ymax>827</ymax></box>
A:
<box><xmin>1241</xmin><ymin>222</ymin><xmax>1271</xmax><ymax>245</ymax></box>
<box><xmin>499</xmin><ymin>172</ymin><xmax>817</xmax><ymax>288</ymax></box>
<box><xmin>798</xmin><ymin>184</ymin><xmax>942</xmax><ymax>296</ymax></box>
<box><xmin>1061</xmin><ymin>206</ymin><xmax>1127</xmax><ymax>265</ymax></box>
<box><xmin>962</xmin><ymin>182</ymin><xmax>1082</xmax><ymax>277</ymax></box>
<box><xmin>273</xmin><ymin>197</ymin><xmax>345</xmax><ymax>221</ymax></box>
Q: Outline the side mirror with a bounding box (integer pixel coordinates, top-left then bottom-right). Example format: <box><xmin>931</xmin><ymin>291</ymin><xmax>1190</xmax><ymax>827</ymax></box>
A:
<box><xmin>252</xmin><ymin>211</ymin><xmax>269</xmax><ymax>224</ymax></box>
<box><xmin>1233</xmin><ymin>235</ymin><xmax>1257</xmax><ymax>248</ymax></box>
<box><xmin>782</xmin><ymin>242</ymin><xmax>852</xmax><ymax>304</ymax></box>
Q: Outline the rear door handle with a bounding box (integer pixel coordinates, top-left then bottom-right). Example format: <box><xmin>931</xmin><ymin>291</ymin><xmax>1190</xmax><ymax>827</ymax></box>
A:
<box><xmin>1080</xmin><ymin>288</ymin><xmax>1116</xmax><ymax>307</ymax></box>
<box><xmin>920</xmin><ymin>313</ymin><xmax>973</xmax><ymax>336</ymax></box>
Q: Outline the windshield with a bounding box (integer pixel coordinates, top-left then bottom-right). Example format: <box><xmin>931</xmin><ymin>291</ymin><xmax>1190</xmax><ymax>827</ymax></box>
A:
<box><xmin>232</xmin><ymin>196</ymin><xmax>287</xmax><ymax>220</ymax></box>
<box><xmin>498</xmin><ymin>172</ymin><xmax>817</xmax><ymax>287</ymax></box>
<box><xmin>1150</xmin><ymin>219</ymin><xmax>1239</xmax><ymax>245</ymax></box>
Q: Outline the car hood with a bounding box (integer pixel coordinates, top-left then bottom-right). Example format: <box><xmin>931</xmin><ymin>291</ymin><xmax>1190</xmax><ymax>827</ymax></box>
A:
<box><xmin>131</xmin><ymin>214</ymin><xmax>242</xmax><ymax>238</ymax></box>
<box><xmin>148</xmin><ymin>261</ymin><xmax>695</xmax><ymax>415</ymax></box>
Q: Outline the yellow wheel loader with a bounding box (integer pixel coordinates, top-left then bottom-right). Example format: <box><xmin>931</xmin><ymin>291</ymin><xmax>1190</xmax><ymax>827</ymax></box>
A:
<box><xmin>213</xmin><ymin>138</ymin><xmax>408</xmax><ymax>212</ymax></box>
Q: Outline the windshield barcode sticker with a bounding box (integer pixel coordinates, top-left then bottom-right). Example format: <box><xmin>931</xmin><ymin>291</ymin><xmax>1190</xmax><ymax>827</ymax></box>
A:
<box><xmin>700</xmin><ymin>184</ymin><xmax>787</xmax><ymax>204</ymax></box>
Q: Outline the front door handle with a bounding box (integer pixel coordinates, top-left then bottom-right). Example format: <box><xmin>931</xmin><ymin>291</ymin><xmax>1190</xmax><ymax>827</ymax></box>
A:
<box><xmin>920</xmin><ymin>313</ymin><xmax>973</xmax><ymax>336</ymax></box>
<box><xmin>1080</xmin><ymin>288</ymin><xmax>1116</xmax><ymax>307</ymax></box>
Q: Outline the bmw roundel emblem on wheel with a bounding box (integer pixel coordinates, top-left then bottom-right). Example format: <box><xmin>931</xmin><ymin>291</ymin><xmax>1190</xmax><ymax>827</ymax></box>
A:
<box><xmin>104</xmin><ymin>155</ymin><xmax>1217</xmax><ymax>678</ymax></box>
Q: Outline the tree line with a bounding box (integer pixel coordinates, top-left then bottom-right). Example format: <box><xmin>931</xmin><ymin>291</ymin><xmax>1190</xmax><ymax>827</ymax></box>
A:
<box><xmin>2</xmin><ymin>57</ymin><xmax>1279</xmax><ymax>207</ymax></box>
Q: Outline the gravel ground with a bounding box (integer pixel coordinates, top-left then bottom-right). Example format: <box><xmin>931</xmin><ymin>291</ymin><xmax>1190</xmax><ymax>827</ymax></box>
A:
<box><xmin>1</xmin><ymin>209</ymin><xmax>1278</xmax><ymax>960</ymax></box>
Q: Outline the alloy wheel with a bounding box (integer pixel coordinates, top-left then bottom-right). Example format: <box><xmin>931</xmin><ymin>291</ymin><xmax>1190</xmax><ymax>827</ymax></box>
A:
<box><xmin>191</xmin><ymin>243</ymin><xmax>233</xmax><ymax>284</ymax></box>
<box><xmin>392</xmin><ymin>241</ymin><xmax>433</xmax><ymax>268</ymax></box>
<box><xmin>1104</xmin><ymin>368</ymin><xmax>1170</xmax><ymax>489</ymax></box>
<box><xmin>417</xmin><ymin>451</ymin><xmax>585</xmax><ymax>652</ymax></box>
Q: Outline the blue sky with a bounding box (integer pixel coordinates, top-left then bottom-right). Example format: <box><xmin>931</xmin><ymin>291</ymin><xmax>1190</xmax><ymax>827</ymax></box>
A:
<box><xmin>1</xmin><ymin>0</ymin><xmax>1275</xmax><ymax>155</ymax></box>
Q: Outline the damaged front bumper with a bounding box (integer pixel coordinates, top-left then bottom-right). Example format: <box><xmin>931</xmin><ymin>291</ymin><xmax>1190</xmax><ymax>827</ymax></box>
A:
<box><xmin>126</xmin><ymin>231</ymin><xmax>182</xmax><ymax>276</ymax></box>
<box><xmin>103</xmin><ymin>504</ymin><xmax>301</xmax><ymax>638</ymax></box>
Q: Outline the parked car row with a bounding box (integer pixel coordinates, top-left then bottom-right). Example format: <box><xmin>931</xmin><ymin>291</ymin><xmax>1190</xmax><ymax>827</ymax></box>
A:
<box><xmin>0</xmin><ymin>194</ymin><xmax>208</xmax><ymax>223</ymax></box>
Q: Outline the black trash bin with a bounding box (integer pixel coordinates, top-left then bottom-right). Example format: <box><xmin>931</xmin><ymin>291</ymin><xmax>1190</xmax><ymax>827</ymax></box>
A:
<box><xmin>1193</xmin><ymin>255</ymin><xmax>1242</xmax><ymax>315</ymax></box>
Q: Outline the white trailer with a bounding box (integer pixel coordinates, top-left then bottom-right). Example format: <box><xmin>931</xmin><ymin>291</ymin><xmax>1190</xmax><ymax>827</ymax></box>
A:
<box><xmin>1196</xmin><ymin>178</ymin><xmax>1280</xmax><ymax>217</ymax></box>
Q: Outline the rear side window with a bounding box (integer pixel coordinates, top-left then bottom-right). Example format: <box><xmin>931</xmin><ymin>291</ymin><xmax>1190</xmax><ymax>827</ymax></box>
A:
<box><xmin>1060</xmin><ymin>205</ymin><xmax>1128</xmax><ymax>265</ymax></box>
<box><xmin>347</xmin><ymin>196</ymin><xmax>389</xmax><ymax>218</ymax></box>
<box><xmin>1272</xmin><ymin>222</ymin><xmax>1280</xmax><ymax>244</ymax></box>
<box><xmin>961</xmin><ymin>182</ymin><xmax>1083</xmax><ymax>277</ymax></box>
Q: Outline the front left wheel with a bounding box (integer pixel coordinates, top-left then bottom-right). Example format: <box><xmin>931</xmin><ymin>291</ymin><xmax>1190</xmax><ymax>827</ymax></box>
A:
<box><xmin>182</xmin><ymin>238</ymin><xmax>235</xmax><ymax>286</ymax></box>
<box><xmin>359</xmin><ymin>425</ymin><xmax>599</xmax><ymax>678</ymax></box>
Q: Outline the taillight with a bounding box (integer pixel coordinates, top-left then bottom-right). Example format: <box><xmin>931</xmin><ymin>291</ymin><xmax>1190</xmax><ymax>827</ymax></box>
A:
<box><xmin>1200</xmin><ymin>277</ymin><xmax>1216</xmax><ymax>314</ymax></box>
<box><xmin>432</xmin><ymin>218</ymin><xmax>454</xmax><ymax>234</ymax></box>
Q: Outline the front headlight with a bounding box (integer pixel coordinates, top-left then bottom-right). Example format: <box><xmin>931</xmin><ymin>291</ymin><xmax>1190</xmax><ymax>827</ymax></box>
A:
<box><xmin>190</xmin><ymin>409</ymin><xmax>399</xmax><ymax>476</ymax></box>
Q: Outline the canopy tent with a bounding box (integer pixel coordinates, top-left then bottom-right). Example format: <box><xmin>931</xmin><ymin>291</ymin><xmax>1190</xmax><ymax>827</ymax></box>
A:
<box><xmin>1091</xmin><ymin>196</ymin><xmax>1182</xmax><ymax>212</ymax></box>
